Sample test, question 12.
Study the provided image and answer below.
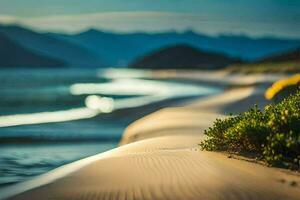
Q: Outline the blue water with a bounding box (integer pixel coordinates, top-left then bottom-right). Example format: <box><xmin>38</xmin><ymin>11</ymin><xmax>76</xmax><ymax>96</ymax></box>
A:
<box><xmin>0</xmin><ymin>68</ymin><xmax>221</xmax><ymax>187</ymax></box>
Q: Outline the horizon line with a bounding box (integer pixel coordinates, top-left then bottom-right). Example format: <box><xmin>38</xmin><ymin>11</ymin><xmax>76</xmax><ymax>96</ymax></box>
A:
<box><xmin>1</xmin><ymin>22</ymin><xmax>300</xmax><ymax>41</ymax></box>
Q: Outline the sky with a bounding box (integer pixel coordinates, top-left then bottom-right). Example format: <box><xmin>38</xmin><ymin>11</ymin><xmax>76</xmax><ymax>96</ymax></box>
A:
<box><xmin>0</xmin><ymin>0</ymin><xmax>300</xmax><ymax>38</ymax></box>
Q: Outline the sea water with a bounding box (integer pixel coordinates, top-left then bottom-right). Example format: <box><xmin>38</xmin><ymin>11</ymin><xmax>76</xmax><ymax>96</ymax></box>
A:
<box><xmin>0</xmin><ymin>68</ymin><xmax>221</xmax><ymax>187</ymax></box>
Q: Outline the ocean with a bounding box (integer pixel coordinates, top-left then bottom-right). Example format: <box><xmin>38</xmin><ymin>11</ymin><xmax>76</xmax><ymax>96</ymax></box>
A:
<box><xmin>0</xmin><ymin>68</ymin><xmax>221</xmax><ymax>187</ymax></box>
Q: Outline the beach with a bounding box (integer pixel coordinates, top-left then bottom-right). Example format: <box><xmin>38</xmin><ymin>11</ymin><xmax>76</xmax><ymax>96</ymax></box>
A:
<box><xmin>1</xmin><ymin>1</ymin><xmax>300</xmax><ymax>199</ymax></box>
<box><xmin>1</xmin><ymin>71</ymin><xmax>300</xmax><ymax>200</ymax></box>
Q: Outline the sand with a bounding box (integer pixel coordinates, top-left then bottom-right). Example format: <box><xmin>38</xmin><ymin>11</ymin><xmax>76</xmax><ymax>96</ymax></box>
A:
<box><xmin>2</xmin><ymin>73</ymin><xmax>300</xmax><ymax>200</ymax></box>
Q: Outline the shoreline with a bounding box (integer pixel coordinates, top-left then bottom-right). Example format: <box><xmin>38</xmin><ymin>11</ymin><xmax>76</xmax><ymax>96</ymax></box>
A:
<box><xmin>2</xmin><ymin>72</ymin><xmax>300</xmax><ymax>200</ymax></box>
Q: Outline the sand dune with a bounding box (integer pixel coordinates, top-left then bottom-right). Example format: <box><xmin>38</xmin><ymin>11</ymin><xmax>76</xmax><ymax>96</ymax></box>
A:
<box><xmin>9</xmin><ymin>135</ymin><xmax>300</xmax><ymax>200</ymax></box>
<box><xmin>120</xmin><ymin>87</ymin><xmax>255</xmax><ymax>145</ymax></box>
<box><xmin>4</xmin><ymin>85</ymin><xmax>300</xmax><ymax>200</ymax></box>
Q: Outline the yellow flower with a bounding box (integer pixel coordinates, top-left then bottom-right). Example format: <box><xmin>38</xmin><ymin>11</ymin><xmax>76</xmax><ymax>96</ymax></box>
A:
<box><xmin>265</xmin><ymin>74</ymin><xmax>300</xmax><ymax>100</ymax></box>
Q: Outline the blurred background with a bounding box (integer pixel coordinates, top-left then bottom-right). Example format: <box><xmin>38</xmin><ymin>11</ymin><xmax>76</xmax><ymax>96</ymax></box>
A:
<box><xmin>0</xmin><ymin>0</ymin><xmax>299</xmax><ymax>187</ymax></box>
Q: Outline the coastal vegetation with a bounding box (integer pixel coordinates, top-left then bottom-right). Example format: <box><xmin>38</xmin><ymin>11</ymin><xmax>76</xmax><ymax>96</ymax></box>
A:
<box><xmin>200</xmin><ymin>90</ymin><xmax>300</xmax><ymax>170</ymax></box>
<box><xmin>226</xmin><ymin>47</ymin><xmax>300</xmax><ymax>74</ymax></box>
<box><xmin>226</xmin><ymin>61</ymin><xmax>300</xmax><ymax>74</ymax></box>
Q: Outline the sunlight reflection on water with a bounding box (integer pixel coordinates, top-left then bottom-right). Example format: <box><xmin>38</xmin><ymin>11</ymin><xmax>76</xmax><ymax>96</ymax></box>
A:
<box><xmin>0</xmin><ymin>108</ymin><xmax>99</xmax><ymax>128</ymax></box>
<box><xmin>0</xmin><ymin>78</ymin><xmax>220</xmax><ymax>128</ymax></box>
<box><xmin>85</xmin><ymin>95</ymin><xmax>114</xmax><ymax>113</ymax></box>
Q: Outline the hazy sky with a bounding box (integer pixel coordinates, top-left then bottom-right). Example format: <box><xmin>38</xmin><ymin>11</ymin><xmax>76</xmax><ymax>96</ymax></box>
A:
<box><xmin>1</xmin><ymin>0</ymin><xmax>300</xmax><ymax>38</ymax></box>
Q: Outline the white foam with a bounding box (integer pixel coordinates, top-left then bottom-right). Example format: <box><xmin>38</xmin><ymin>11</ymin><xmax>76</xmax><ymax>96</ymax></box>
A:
<box><xmin>0</xmin><ymin>108</ymin><xmax>99</xmax><ymax>128</ymax></box>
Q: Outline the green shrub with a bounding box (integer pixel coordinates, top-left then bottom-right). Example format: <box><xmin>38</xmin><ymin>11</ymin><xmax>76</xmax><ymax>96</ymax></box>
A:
<box><xmin>200</xmin><ymin>91</ymin><xmax>300</xmax><ymax>169</ymax></box>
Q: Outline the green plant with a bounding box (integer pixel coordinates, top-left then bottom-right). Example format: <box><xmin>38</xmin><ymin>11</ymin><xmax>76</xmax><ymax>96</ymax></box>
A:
<box><xmin>200</xmin><ymin>91</ymin><xmax>300</xmax><ymax>169</ymax></box>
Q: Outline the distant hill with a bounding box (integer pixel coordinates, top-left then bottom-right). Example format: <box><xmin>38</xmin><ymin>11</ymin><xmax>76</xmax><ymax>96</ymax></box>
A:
<box><xmin>225</xmin><ymin>46</ymin><xmax>300</xmax><ymax>74</ymax></box>
<box><xmin>52</xmin><ymin>29</ymin><xmax>300</xmax><ymax>67</ymax></box>
<box><xmin>130</xmin><ymin>44</ymin><xmax>239</xmax><ymax>69</ymax></box>
<box><xmin>0</xmin><ymin>33</ymin><xmax>65</xmax><ymax>68</ymax></box>
<box><xmin>260</xmin><ymin>47</ymin><xmax>300</xmax><ymax>63</ymax></box>
<box><xmin>0</xmin><ymin>25</ymin><xmax>104</xmax><ymax>68</ymax></box>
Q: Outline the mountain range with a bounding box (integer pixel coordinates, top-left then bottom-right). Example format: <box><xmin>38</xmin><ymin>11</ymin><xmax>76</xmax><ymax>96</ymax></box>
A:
<box><xmin>0</xmin><ymin>24</ymin><xmax>300</xmax><ymax>68</ymax></box>
<box><xmin>0</xmin><ymin>25</ymin><xmax>103</xmax><ymax>68</ymax></box>
<box><xmin>0</xmin><ymin>33</ymin><xmax>65</xmax><ymax>68</ymax></box>
<box><xmin>54</xmin><ymin>29</ymin><xmax>300</xmax><ymax>67</ymax></box>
